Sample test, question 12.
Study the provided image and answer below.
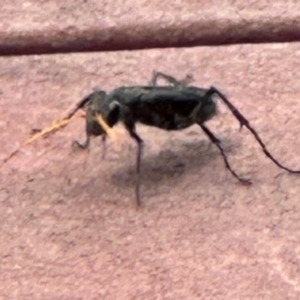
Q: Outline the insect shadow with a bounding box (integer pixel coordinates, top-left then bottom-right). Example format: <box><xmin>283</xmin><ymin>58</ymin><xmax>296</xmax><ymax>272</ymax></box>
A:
<box><xmin>109</xmin><ymin>135</ymin><xmax>238</xmax><ymax>194</ymax></box>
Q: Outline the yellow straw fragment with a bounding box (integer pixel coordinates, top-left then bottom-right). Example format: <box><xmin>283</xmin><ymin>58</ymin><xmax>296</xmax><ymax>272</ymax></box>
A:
<box><xmin>25</xmin><ymin>118</ymin><xmax>70</xmax><ymax>145</ymax></box>
<box><xmin>2</xmin><ymin>112</ymin><xmax>85</xmax><ymax>164</ymax></box>
<box><xmin>95</xmin><ymin>113</ymin><xmax>117</xmax><ymax>141</ymax></box>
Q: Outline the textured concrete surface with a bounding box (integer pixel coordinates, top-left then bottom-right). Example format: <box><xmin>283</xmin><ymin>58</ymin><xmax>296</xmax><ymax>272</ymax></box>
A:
<box><xmin>1</xmin><ymin>43</ymin><xmax>300</xmax><ymax>299</ymax></box>
<box><xmin>1</xmin><ymin>1</ymin><xmax>300</xmax><ymax>54</ymax></box>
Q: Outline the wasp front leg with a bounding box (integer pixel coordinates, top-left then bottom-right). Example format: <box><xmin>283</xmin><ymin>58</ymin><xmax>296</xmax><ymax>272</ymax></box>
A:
<box><xmin>72</xmin><ymin>132</ymin><xmax>91</xmax><ymax>150</ymax></box>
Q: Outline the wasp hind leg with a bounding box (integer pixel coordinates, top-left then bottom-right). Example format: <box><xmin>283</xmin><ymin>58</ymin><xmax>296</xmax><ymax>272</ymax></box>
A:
<box><xmin>199</xmin><ymin>123</ymin><xmax>252</xmax><ymax>185</ymax></box>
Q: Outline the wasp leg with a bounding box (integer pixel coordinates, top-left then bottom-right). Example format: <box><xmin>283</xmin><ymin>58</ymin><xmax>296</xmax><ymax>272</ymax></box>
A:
<box><xmin>72</xmin><ymin>134</ymin><xmax>91</xmax><ymax>150</ymax></box>
<box><xmin>199</xmin><ymin>123</ymin><xmax>252</xmax><ymax>184</ymax></box>
<box><xmin>150</xmin><ymin>71</ymin><xmax>182</xmax><ymax>86</ymax></box>
<box><xmin>207</xmin><ymin>86</ymin><xmax>300</xmax><ymax>174</ymax></box>
<box><xmin>124</xmin><ymin>121</ymin><xmax>144</xmax><ymax>208</ymax></box>
<box><xmin>101</xmin><ymin>134</ymin><xmax>107</xmax><ymax>160</ymax></box>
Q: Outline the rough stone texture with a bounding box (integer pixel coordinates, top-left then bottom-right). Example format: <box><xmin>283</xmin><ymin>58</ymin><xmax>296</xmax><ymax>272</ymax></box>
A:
<box><xmin>1</xmin><ymin>43</ymin><xmax>300</xmax><ymax>299</ymax></box>
<box><xmin>1</xmin><ymin>1</ymin><xmax>300</xmax><ymax>54</ymax></box>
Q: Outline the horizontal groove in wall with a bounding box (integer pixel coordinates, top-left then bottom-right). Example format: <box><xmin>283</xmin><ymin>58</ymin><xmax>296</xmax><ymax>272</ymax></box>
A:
<box><xmin>1</xmin><ymin>17</ymin><xmax>300</xmax><ymax>56</ymax></box>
